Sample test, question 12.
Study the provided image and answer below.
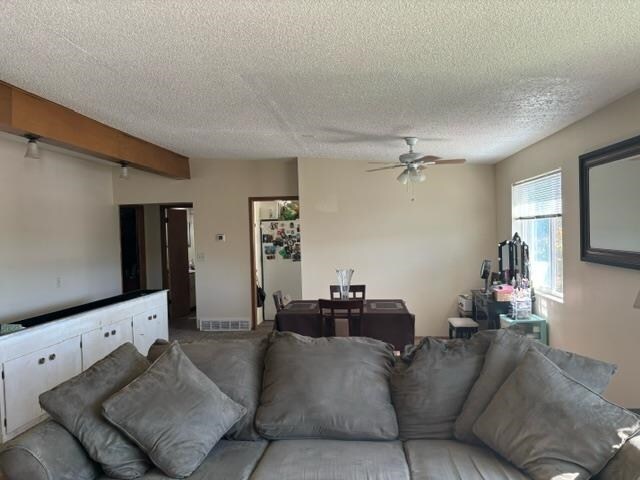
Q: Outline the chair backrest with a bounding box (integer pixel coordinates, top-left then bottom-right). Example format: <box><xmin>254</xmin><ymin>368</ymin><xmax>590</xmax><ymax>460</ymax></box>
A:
<box><xmin>318</xmin><ymin>299</ymin><xmax>364</xmax><ymax>337</ymax></box>
<box><xmin>273</xmin><ymin>290</ymin><xmax>285</xmax><ymax>312</ymax></box>
<box><xmin>329</xmin><ymin>284</ymin><xmax>366</xmax><ymax>300</ymax></box>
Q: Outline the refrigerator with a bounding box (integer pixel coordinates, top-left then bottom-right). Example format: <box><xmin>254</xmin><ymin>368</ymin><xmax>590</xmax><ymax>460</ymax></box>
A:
<box><xmin>260</xmin><ymin>219</ymin><xmax>302</xmax><ymax>321</ymax></box>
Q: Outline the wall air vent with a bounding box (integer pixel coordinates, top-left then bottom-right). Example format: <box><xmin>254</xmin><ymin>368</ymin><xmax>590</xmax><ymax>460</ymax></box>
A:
<box><xmin>199</xmin><ymin>319</ymin><xmax>251</xmax><ymax>332</ymax></box>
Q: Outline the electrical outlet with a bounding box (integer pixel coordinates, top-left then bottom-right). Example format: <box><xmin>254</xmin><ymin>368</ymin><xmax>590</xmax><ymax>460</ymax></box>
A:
<box><xmin>196</xmin><ymin>252</ymin><xmax>205</xmax><ymax>262</ymax></box>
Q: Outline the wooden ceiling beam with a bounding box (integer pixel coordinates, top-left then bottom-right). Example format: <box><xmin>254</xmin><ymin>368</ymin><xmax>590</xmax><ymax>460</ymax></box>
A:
<box><xmin>0</xmin><ymin>82</ymin><xmax>190</xmax><ymax>179</ymax></box>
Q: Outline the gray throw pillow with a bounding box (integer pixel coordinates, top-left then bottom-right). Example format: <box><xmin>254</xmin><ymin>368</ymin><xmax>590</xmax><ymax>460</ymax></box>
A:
<box><xmin>39</xmin><ymin>343</ymin><xmax>151</xmax><ymax>479</ymax></box>
<box><xmin>102</xmin><ymin>342</ymin><xmax>246</xmax><ymax>479</ymax></box>
<box><xmin>391</xmin><ymin>333</ymin><xmax>494</xmax><ymax>439</ymax></box>
<box><xmin>454</xmin><ymin>329</ymin><xmax>617</xmax><ymax>444</ymax></box>
<box><xmin>473</xmin><ymin>349</ymin><xmax>640</xmax><ymax>480</ymax></box>
<box><xmin>255</xmin><ymin>332</ymin><xmax>398</xmax><ymax>440</ymax></box>
<box><xmin>147</xmin><ymin>337</ymin><xmax>267</xmax><ymax>440</ymax></box>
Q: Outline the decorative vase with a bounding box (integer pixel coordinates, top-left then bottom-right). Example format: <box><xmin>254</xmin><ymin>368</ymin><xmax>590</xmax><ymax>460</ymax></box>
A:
<box><xmin>336</xmin><ymin>268</ymin><xmax>354</xmax><ymax>300</ymax></box>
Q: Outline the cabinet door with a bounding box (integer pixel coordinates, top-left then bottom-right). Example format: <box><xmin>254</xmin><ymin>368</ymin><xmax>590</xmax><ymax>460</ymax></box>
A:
<box><xmin>3</xmin><ymin>336</ymin><xmax>82</xmax><ymax>435</ymax></box>
<box><xmin>133</xmin><ymin>308</ymin><xmax>167</xmax><ymax>356</ymax></box>
<box><xmin>81</xmin><ymin>317</ymin><xmax>133</xmax><ymax>369</ymax></box>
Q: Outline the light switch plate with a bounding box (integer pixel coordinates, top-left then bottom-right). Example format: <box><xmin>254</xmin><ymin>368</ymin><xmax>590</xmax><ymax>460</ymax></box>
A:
<box><xmin>196</xmin><ymin>252</ymin><xmax>205</xmax><ymax>261</ymax></box>
<box><xmin>216</xmin><ymin>234</ymin><xmax>226</xmax><ymax>242</ymax></box>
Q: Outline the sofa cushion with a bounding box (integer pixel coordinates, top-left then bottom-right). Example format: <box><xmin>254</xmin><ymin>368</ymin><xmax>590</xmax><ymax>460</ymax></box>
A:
<box><xmin>0</xmin><ymin>419</ymin><xmax>101</xmax><ymax>480</ymax></box>
<box><xmin>473</xmin><ymin>349</ymin><xmax>640</xmax><ymax>480</ymax></box>
<box><xmin>102</xmin><ymin>342</ymin><xmax>246</xmax><ymax>479</ymax></box>
<box><xmin>455</xmin><ymin>329</ymin><xmax>617</xmax><ymax>444</ymax></box>
<box><xmin>39</xmin><ymin>343</ymin><xmax>151</xmax><ymax>479</ymax></box>
<box><xmin>391</xmin><ymin>333</ymin><xmax>494</xmax><ymax>439</ymax></box>
<box><xmin>96</xmin><ymin>440</ymin><xmax>268</xmax><ymax>480</ymax></box>
<box><xmin>148</xmin><ymin>337</ymin><xmax>267</xmax><ymax>440</ymax></box>
<box><xmin>256</xmin><ymin>332</ymin><xmax>398</xmax><ymax>440</ymax></box>
<box><xmin>250</xmin><ymin>439</ymin><xmax>410</xmax><ymax>480</ymax></box>
<box><xmin>404</xmin><ymin>439</ymin><xmax>529</xmax><ymax>479</ymax></box>
<box><xmin>596</xmin><ymin>433</ymin><xmax>640</xmax><ymax>480</ymax></box>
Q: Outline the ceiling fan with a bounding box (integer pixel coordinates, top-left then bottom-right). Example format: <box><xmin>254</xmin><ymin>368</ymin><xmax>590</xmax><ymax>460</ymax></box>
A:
<box><xmin>366</xmin><ymin>137</ymin><xmax>466</xmax><ymax>184</ymax></box>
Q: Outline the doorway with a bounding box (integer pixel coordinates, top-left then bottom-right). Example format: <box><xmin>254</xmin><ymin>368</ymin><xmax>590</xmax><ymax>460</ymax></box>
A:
<box><xmin>249</xmin><ymin>196</ymin><xmax>301</xmax><ymax>329</ymax></box>
<box><xmin>160</xmin><ymin>204</ymin><xmax>196</xmax><ymax>326</ymax></box>
<box><xmin>119</xmin><ymin>205</ymin><xmax>146</xmax><ymax>293</ymax></box>
<box><xmin>119</xmin><ymin>203</ymin><xmax>196</xmax><ymax>327</ymax></box>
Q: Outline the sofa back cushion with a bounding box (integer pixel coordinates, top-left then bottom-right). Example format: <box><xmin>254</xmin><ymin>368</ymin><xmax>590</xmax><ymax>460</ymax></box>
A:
<box><xmin>148</xmin><ymin>337</ymin><xmax>267</xmax><ymax>440</ymax></box>
<box><xmin>255</xmin><ymin>332</ymin><xmax>398</xmax><ymax>440</ymax></box>
<box><xmin>474</xmin><ymin>349</ymin><xmax>639</xmax><ymax>480</ymax></box>
<box><xmin>454</xmin><ymin>329</ymin><xmax>618</xmax><ymax>445</ymax></box>
<box><xmin>39</xmin><ymin>343</ymin><xmax>151</xmax><ymax>479</ymax></box>
<box><xmin>103</xmin><ymin>342</ymin><xmax>246</xmax><ymax>479</ymax></box>
<box><xmin>391</xmin><ymin>332</ymin><xmax>494</xmax><ymax>439</ymax></box>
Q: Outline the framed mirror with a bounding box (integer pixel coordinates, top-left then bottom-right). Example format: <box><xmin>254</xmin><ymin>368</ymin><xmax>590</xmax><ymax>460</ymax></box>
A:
<box><xmin>580</xmin><ymin>134</ymin><xmax>640</xmax><ymax>270</ymax></box>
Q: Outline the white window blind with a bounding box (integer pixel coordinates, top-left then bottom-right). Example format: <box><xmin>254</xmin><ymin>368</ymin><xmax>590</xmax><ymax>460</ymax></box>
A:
<box><xmin>512</xmin><ymin>170</ymin><xmax>563</xmax><ymax>297</ymax></box>
<box><xmin>512</xmin><ymin>171</ymin><xmax>562</xmax><ymax>219</ymax></box>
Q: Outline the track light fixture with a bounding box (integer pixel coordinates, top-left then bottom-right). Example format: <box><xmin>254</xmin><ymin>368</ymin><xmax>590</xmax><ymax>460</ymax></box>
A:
<box><xmin>24</xmin><ymin>135</ymin><xmax>41</xmax><ymax>159</ymax></box>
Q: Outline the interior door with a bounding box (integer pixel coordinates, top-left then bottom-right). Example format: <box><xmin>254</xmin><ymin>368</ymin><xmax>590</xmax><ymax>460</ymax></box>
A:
<box><xmin>167</xmin><ymin>209</ymin><xmax>191</xmax><ymax>320</ymax></box>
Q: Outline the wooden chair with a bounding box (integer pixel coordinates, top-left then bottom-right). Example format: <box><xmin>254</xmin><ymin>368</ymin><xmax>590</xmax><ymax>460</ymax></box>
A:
<box><xmin>329</xmin><ymin>284</ymin><xmax>366</xmax><ymax>300</ymax></box>
<box><xmin>273</xmin><ymin>290</ymin><xmax>285</xmax><ymax>312</ymax></box>
<box><xmin>318</xmin><ymin>299</ymin><xmax>364</xmax><ymax>337</ymax></box>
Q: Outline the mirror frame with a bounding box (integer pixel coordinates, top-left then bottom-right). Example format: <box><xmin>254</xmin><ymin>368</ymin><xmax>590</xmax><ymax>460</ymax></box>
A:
<box><xmin>579</xmin><ymin>133</ymin><xmax>640</xmax><ymax>270</ymax></box>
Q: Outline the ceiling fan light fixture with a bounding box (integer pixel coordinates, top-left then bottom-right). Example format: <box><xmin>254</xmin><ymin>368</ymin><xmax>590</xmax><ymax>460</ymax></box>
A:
<box><xmin>397</xmin><ymin>169</ymin><xmax>410</xmax><ymax>185</ymax></box>
<box><xmin>407</xmin><ymin>168</ymin><xmax>422</xmax><ymax>183</ymax></box>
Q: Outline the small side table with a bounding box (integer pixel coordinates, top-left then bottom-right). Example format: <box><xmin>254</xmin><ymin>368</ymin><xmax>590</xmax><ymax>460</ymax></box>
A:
<box><xmin>499</xmin><ymin>313</ymin><xmax>548</xmax><ymax>345</ymax></box>
<box><xmin>448</xmin><ymin>317</ymin><xmax>479</xmax><ymax>339</ymax></box>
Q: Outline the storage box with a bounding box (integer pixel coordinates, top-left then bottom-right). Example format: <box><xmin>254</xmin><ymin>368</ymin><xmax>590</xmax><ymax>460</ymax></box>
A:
<box><xmin>457</xmin><ymin>294</ymin><xmax>473</xmax><ymax>313</ymax></box>
<box><xmin>494</xmin><ymin>291</ymin><xmax>512</xmax><ymax>302</ymax></box>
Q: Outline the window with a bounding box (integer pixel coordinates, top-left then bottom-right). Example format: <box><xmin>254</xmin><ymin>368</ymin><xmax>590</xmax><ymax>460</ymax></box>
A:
<box><xmin>512</xmin><ymin>170</ymin><xmax>563</xmax><ymax>297</ymax></box>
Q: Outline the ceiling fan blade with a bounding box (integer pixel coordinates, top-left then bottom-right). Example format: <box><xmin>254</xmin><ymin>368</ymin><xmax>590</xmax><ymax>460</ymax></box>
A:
<box><xmin>367</xmin><ymin>161</ymin><xmax>397</xmax><ymax>165</ymax></box>
<box><xmin>366</xmin><ymin>164</ymin><xmax>405</xmax><ymax>172</ymax></box>
<box><xmin>415</xmin><ymin>155</ymin><xmax>441</xmax><ymax>163</ymax></box>
<box><xmin>433</xmin><ymin>158</ymin><xmax>466</xmax><ymax>165</ymax></box>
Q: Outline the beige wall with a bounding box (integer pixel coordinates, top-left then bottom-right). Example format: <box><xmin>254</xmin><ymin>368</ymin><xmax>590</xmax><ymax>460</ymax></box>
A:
<box><xmin>113</xmin><ymin>158</ymin><xmax>298</xmax><ymax>323</ymax></box>
<box><xmin>495</xmin><ymin>89</ymin><xmax>640</xmax><ymax>406</ymax></box>
<box><xmin>298</xmin><ymin>158</ymin><xmax>497</xmax><ymax>337</ymax></box>
<box><xmin>0</xmin><ymin>134</ymin><xmax>121</xmax><ymax>323</ymax></box>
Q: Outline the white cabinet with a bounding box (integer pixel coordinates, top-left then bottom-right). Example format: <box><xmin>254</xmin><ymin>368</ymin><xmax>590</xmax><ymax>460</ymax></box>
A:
<box><xmin>133</xmin><ymin>306</ymin><xmax>168</xmax><ymax>356</ymax></box>
<box><xmin>0</xmin><ymin>290</ymin><xmax>168</xmax><ymax>443</ymax></box>
<box><xmin>3</xmin><ymin>336</ymin><xmax>82</xmax><ymax>435</ymax></box>
<box><xmin>81</xmin><ymin>316</ymin><xmax>134</xmax><ymax>369</ymax></box>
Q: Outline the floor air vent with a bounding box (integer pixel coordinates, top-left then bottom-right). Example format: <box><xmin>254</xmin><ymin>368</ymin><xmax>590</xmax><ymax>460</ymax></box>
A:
<box><xmin>199</xmin><ymin>319</ymin><xmax>251</xmax><ymax>332</ymax></box>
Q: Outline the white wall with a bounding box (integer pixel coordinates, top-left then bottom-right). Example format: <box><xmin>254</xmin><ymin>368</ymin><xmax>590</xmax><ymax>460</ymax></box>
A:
<box><xmin>495</xmin><ymin>88</ymin><xmax>640</xmax><ymax>406</ymax></box>
<box><xmin>298</xmin><ymin>158</ymin><xmax>497</xmax><ymax>337</ymax></box>
<box><xmin>0</xmin><ymin>134</ymin><xmax>121</xmax><ymax>323</ymax></box>
<box><xmin>143</xmin><ymin>204</ymin><xmax>163</xmax><ymax>290</ymax></box>
<box><xmin>113</xmin><ymin>158</ymin><xmax>298</xmax><ymax>323</ymax></box>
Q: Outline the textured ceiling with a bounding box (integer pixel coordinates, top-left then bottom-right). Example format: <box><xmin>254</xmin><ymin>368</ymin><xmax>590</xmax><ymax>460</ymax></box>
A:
<box><xmin>2</xmin><ymin>1</ymin><xmax>640</xmax><ymax>163</ymax></box>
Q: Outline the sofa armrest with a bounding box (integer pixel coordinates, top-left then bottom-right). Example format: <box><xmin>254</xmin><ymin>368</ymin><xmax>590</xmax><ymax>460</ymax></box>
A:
<box><xmin>597</xmin><ymin>434</ymin><xmax>640</xmax><ymax>480</ymax></box>
<box><xmin>0</xmin><ymin>420</ymin><xmax>100</xmax><ymax>480</ymax></box>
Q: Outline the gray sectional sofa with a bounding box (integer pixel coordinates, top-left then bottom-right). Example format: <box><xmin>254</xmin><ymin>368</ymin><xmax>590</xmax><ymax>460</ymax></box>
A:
<box><xmin>1</xmin><ymin>331</ymin><xmax>639</xmax><ymax>480</ymax></box>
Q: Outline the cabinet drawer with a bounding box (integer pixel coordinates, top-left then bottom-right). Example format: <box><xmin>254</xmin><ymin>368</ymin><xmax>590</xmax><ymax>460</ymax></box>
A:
<box><xmin>81</xmin><ymin>317</ymin><xmax>133</xmax><ymax>369</ymax></box>
<box><xmin>3</xmin><ymin>336</ymin><xmax>82</xmax><ymax>435</ymax></box>
<box><xmin>133</xmin><ymin>308</ymin><xmax>168</xmax><ymax>356</ymax></box>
